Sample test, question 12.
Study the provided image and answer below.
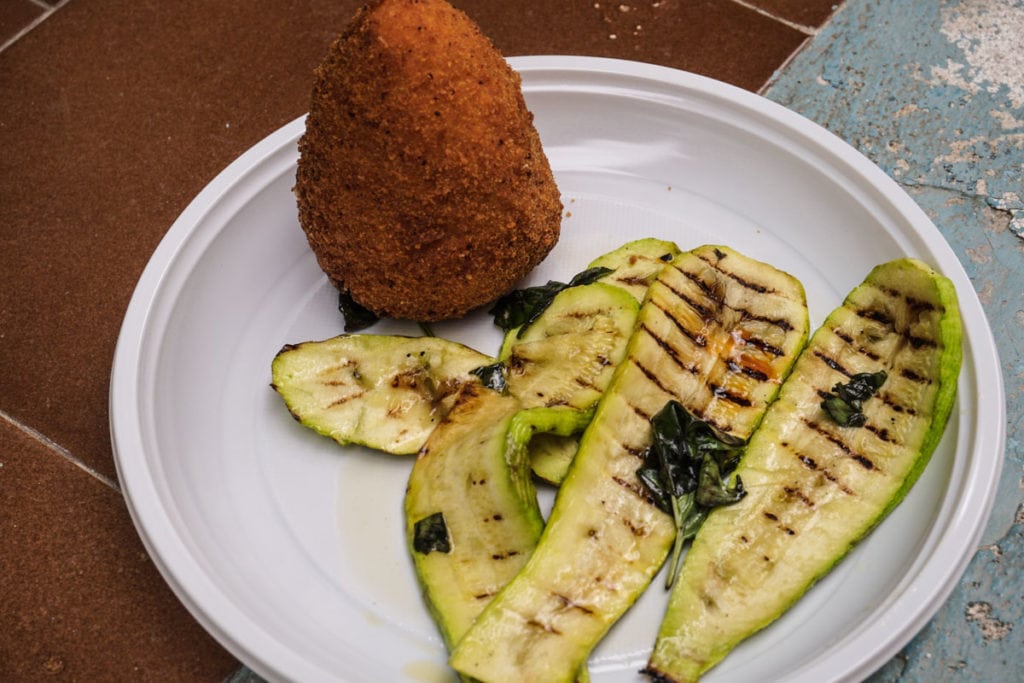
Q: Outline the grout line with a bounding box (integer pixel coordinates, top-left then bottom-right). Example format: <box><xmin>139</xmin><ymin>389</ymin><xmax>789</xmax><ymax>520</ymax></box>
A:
<box><xmin>0</xmin><ymin>407</ymin><xmax>122</xmax><ymax>493</ymax></box>
<box><xmin>758</xmin><ymin>34</ymin><xmax>813</xmax><ymax>95</ymax></box>
<box><xmin>756</xmin><ymin>0</ymin><xmax>849</xmax><ymax>95</ymax></box>
<box><xmin>727</xmin><ymin>0</ymin><xmax>819</xmax><ymax>36</ymax></box>
<box><xmin>0</xmin><ymin>0</ymin><xmax>71</xmax><ymax>55</ymax></box>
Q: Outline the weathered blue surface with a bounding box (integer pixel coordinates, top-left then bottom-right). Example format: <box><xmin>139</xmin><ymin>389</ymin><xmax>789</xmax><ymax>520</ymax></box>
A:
<box><xmin>767</xmin><ymin>0</ymin><xmax>1024</xmax><ymax>240</ymax></box>
<box><xmin>766</xmin><ymin>0</ymin><xmax>1022</xmax><ymax>680</ymax></box>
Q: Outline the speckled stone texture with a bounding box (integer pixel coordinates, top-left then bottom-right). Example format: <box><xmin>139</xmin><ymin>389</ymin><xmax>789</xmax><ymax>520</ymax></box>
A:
<box><xmin>766</xmin><ymin>1</ymin><xmax>1022</xmax><ymax>680</ymax></box>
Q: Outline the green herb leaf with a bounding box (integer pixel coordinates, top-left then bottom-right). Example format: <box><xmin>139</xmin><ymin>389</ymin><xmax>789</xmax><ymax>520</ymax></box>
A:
<box><xmin>821</xmin><ymin>371</ymin><xmax>887</xmax><ymax>427</ymax></box>
<box><xmin>488</xmin><ymin>266</ymin><xmax>614</xmax><ymax>336</ymax></box>
<box><xmin>470</xmin><ymin>362</ymin><xmax>508</xmax><ymax>393</ymax></box>
<box><xmin>338</xmin><ymin>291</ymin><xmax>379</xmax><ymax>332</ymax></box>
<box><xmin>636</xmin><ymin>401</ymin><xmax>746</xmax><ymax>588</ymax></box>
<box><xmin>412</xmin><ymin>512</ymin><xmax>451</xmax><ymax>554</ymax></box>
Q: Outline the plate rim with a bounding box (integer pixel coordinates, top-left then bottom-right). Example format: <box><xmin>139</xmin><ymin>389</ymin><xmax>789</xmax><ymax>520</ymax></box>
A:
<box><xmin>109</xmin><ymin>55</ymin><xmax>1007</xmax><ymax>683</ymax></box>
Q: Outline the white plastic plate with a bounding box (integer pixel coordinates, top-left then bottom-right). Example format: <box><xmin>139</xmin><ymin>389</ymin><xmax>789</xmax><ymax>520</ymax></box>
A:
<box><xmin>110</xmin><ymin>57</ymin><xmax>1005</xmax><ymax>683</ymax></box>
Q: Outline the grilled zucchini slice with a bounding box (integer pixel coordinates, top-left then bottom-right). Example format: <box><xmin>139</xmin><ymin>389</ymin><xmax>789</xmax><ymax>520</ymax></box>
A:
<box><xmin>503</xmin><ymin>239</ymin><xmax>678</xmax><ymax>482</ymax></box>
<box><xmin>405</xmin><ymin>384</ymin><xmax>536</xmax><ymax>651</ymax></box>
<box><xmin>644</xmin><ymin>258</ymin><xmax>962</xmax><ymax>682</ymax></box>
<box><xmin>270</xmin><ymin>334</ymin><xmax>492</xmax><ymax>454</ymax></box>
<box><xmin>503</xmin><ymin>282</ymin><xmax>639</xmax><ymax>411</ymax></box>
<box><xmin>590</xmin><ymin>237</ymin><xmax>683</xmax><ymax>303</ymax></box>
<box><xmin>449</xmin><ymin>245</ymin><xmax>809</xmax><ymax>683</ymax></box>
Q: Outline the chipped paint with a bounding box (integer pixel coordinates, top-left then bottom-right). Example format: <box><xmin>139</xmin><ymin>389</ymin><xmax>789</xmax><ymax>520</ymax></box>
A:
<box><xmin>965</xmin><ymin>602</ymin><xmax>1014</xmax><ymax>641</ymax></box>
<box><xmin>766</xmin><ymin>1</ymin><xmax>1022</xmax><ymax>681</ymax></box>
<box><xmin>766</xmin><ymin>0</ymin><xmax>1024</xmax><ymax>239</ymax></box>
<box><xmin>939</xmin><ymin>0</ymin><xmax>1024</xmax><ymax>109</ymax></box>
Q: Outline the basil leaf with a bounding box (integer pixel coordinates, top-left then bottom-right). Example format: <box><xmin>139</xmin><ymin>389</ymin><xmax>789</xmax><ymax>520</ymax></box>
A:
<box><xmin>696</xmin><ymin>457</ymin><xmax>746</xmax><ymax>507</ymax></box>
<box><xmin>470</xmin><ymin>362</ymin><xmax>508</xmax><ymax>393</ymax></box>
<box><xmin>338</xmin><ymin>291</ymin><xmax>379</xmax><ymax>332</ymax></box>
<box><xmin>822</xmin><ymin>371</ymin><xmax>887</xmax><ymax>427</ymax></box>
<box><xmin>488</xmin><ymin>266</ymin><xmax>614</xmax><ymax>336</ymax></box>
<box><xmin>413</xmin><ymin>512</ymin><xmax>451</xmax><ymax>554</ymax></box>
<box><xmin>635</xmin><ymin>401</ymin><xmax>747</xmax><ymax>588</ymax></box>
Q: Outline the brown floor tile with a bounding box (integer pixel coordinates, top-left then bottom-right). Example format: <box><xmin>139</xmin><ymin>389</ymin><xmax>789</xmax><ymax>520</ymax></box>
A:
<box><xmin>0</xmin><ymin>0</ymin><xmax>365</xmax><ymax>480</ymax></box>
<box><xmin>0</xmin><ymin>1</ymin><xmax>817</xmax><ymax>679</ymax></box>
<box><xmin>742</xmin><ymin>0</ymin><xmax>839</xmax><ymax>29</ymax></box>
<box><xmin>0</xmin><ymin>0</ymin><xmax>806</xmax><ymax>481</ymax></box>
<box><xmin>0</xmin><ymin>0</ymin><xmax>44</xmax><ymax>47</ymax></box>
<box><xmin>0</xmin><ymin>420</ymin><xmax>239</xmax><ymax>681</ymax></box>
<box><xmin>459</xmin><ymin>0</ymin><xmax>809</xmax><ymax>91</ymax></box>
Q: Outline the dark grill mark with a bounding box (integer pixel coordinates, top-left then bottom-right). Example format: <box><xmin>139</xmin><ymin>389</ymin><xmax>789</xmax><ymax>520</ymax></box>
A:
<box><xmin>615</xmin><ymin>275</ymin><xmax>651</xmax><ymax>287</ymax></box>
<box><xmin>623</xmin><ymin>518</ymin><xmax>648</xmax><ymax>537</ymax></box>
<box><xmin>783</xmin><ymin>486</ymin><xmax>815</xmax><ymax>508</ymax></box>
<box><xmin>787</xmin><ymin>443</ymin><xmax>855</xmax><ymax>495</ymax></box>
<box><xmin>852</xmin><ymin>454</ymin><xmax>875</xmax><ymax>470</ymax></box>
<box><xmin>909</xmin><ymin>335</ymin><xmax>937</xmax><ymax>349</ymax></box>
<box><xmin>878</xmin><ymin>285</ymin><xmax>938</xmax><ymax>313</ymax></box>
<box><xmin>526</xmin><ymin>618</ymin><xmax>560</xmax><ymax>635</ymax></box>
<box><xmin>664</xmin><ymin>310</ymin><xmax>709</xmax><ymax>347</ymax></box>
<box><xmin>907</xmin><ymin>296</ymin><xmax>938</xmax><ymax>313</ymax></box>
<box><xmin>638</xmin><ymin>324</ymin><xmax>700</xmax><ymax>378</ymax></box>
<box><xmin>821</xmin><ymin>468</ymin><xmax>855</xmax><ymax>495</ymax></box>
<box><xmin>678</xmin><ymin>266</ymin><xmax>722</xmax><ymax>302</ymax></box>
<box><xmin>630</xmin><ymin>403</ymin><xmax>653</xmax><ymax>421</ymax></box>
<box><xmin>631</xmin><ymin>356</ymin><xmax>683</xmax><ymax>400</ymax></box>
<box><xmin>696</xmin><ymin>253</ymin><xmax>772</xmax><ymax>294</ymax></box>
<box><xmin>729</xmin><ymin>271</ymin><xmax>770</xmax><ymax>293</ymax></box>
<box><xmin>506</xmin><ymin>354</ymin><xmax>527</xmax><ymax>374</ymax></box>
<box><xmin>612</xmin><ymin>475</ymin><xmax>650</xmax><ymax>501</ymax></box>
<box><xmin>805</xmin><ymin>418</ymin><xmax>878</xmax><ymax>471</ymax></box>
<box><xmin>623</xmin><ymin>443</ymin><xmax>648</xmax><ymax>458</ymax></box>
<box><xmin>728</xmin><ymin>359</ymin><xmax>769</xmax><ymax>382</ymax></box>
<box><xmin>857</xmin><ymin>308</ymin><xmax>893</xmax><ymax>326</ymax></box>
<box><xmin>832</xmin><ymin>328</ymin><xmax>880</xmax><ymax>361</ymax></box>
<box><xmin>865</xmin><ymin>424</ymin><xmax>896</xmax><ymax>443</ymax></box>
<box><xmin>704</xmin><ymin>414</ymin><xmax>732</xmax><ymax>435</ymax></box>
<box><xmin>900</xmin><ymin>367</ymin><xmax>931</xmax><ymax>383</ymax></box>
<box><xmin>880</xmin><ymin>392</ymin><xmax>918</xmax><ymax>416</ymax></box>
<box><xmin>741</xmin><ymin>335</ymin><xmax>785</xmax><ymax>357</ymax></box>
<box><xmin>554</xmin><ymin>593</ymin><xmax>595</xmax><ymax>615</ymax></box>
<box><xmin>491</xmin><ymin>550</ymin><xmax>520</xmax><ymax>560</ymax></box>
<box><xmin>711</xmin><ymin>383</ymin><xmax>752</xmax><ymax>407</ymax></box>
<box><xmin>660</xmin><ymin>278</ymin><xmax>715</xmax><ymax>320</ymax></box>
<box><xmin>474</xmin><ymin>591</ymin><xmax>496</xmax><ymax>600</ymax></box>
<box><xmin>763</xmin><ymin>511</ymin><xmax>779</xmax><ymax>521</ymax></box>
<box><xmin>326</xmin><ymin>391</ymin><xmax>367</xmax><ymax>409</ymax></box>
<box><xmin>814</xmin><ymin>350</ymin><xmax>853</xmax><ymax>376</ymax></box>
<box><xmin>744</xmin><ymin>311</ymin><xmax>794</xmax><ymax>331</ymax></box>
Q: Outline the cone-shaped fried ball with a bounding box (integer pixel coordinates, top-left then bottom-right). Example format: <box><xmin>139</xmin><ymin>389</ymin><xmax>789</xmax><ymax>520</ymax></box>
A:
<box><xmin>295</xmin><ymin>0</ymin><xmax>562</xmax><ymax>322</ymax></box>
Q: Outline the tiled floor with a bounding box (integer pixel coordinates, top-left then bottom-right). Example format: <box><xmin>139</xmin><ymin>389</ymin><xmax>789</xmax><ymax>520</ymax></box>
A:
<box><xmin>0</xmin><ymin>1</ymin><xmax>843</xmax><ymax>680</ymax></box>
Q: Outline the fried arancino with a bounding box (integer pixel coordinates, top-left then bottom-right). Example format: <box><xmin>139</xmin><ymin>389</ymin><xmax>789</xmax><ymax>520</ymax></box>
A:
<box><xmin>295</xmin><ymin>0</ymin><xmax>562</xmax><ymax>322</ymax></box>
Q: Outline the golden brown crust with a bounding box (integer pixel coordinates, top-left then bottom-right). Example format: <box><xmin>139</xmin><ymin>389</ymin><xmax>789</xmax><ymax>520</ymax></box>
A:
<box><xmin>295</xmin><ymin>0</ymin><xmax>562</xmax><ymax>322</ymax></box>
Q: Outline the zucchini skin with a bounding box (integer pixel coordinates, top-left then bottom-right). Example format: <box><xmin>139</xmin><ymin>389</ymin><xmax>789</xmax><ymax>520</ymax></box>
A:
<box><xmin>449</xmin><ymin>245</ymin><xmax>809</xmax><ymax>683</ymax></box>
<box><xmin>644</xmin><ymin>258</ymin><xmax>962</xmax><ymax>682</ymax></box>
